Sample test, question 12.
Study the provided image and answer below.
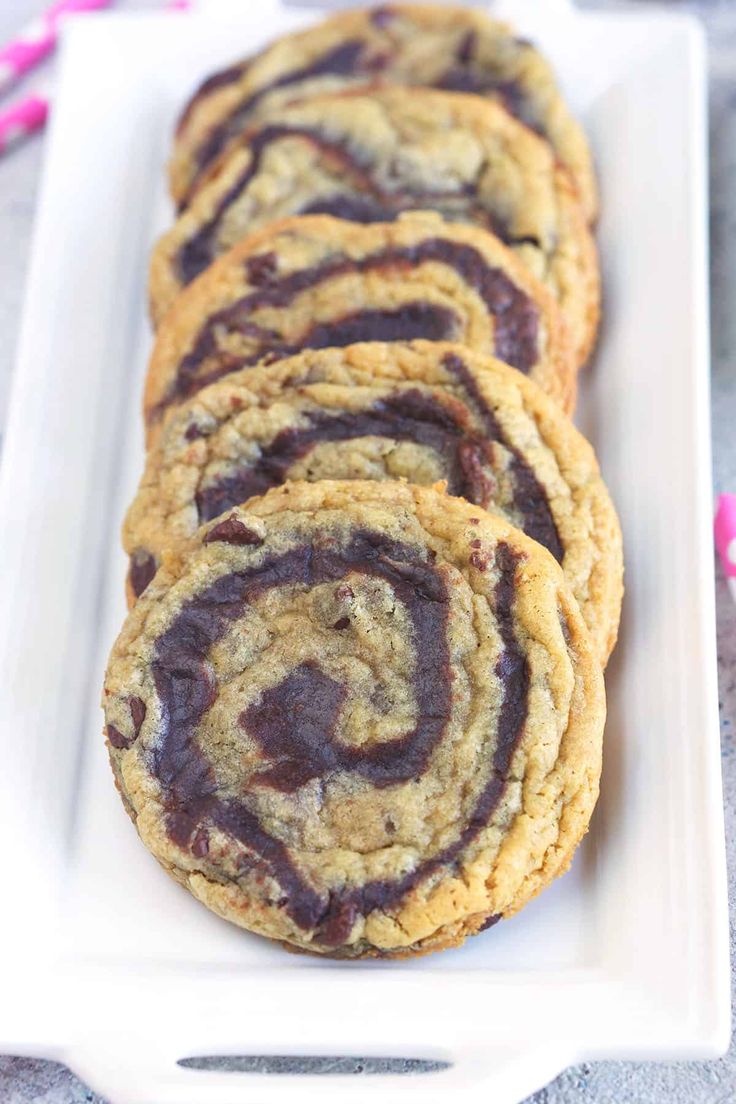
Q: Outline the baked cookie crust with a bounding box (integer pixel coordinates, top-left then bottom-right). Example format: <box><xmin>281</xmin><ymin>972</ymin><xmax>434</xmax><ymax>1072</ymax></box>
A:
<box><xmin>128</xmin><ymin>341</ymin><xmax>622</xmax><ymax>661</ymax></box>
<box><xmin>104</xmin><ymin>480</ymin><xmax>605</xmax><ymax>958</ymax></box>
<box><xmin>157</xmin><ymin>88</ymin><xmax>598</xmax><ymax>364</ymax></box>
<box><xmin>171</xmin><ymin>3</ymin><xmax>597</xmax><ymax>221</ymax></box>
<box><xmin>146</xmin><ymin>211</ymin><xmax>576</xmax><ymax>432</ymax></box>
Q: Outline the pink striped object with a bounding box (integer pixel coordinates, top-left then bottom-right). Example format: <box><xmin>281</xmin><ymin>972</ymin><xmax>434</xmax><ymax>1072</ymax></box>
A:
<box><xmin>715</xmin><ymin>494</ymin><xmax>736</xmax><ymax>581</ymax></box>
<box><xmin>0</xmin><ymin>1</ymin><xmax>191</xmax><ymax>157</ymax></box>
<box><xmin>0</xmin><ymin>88</ymin><xmax>50</xmax><ymax>154</ymax></box>
<box><xmin>0</xmin><ymin>1</ymin><xmax>113</xmax><ymax>97</ymax></box>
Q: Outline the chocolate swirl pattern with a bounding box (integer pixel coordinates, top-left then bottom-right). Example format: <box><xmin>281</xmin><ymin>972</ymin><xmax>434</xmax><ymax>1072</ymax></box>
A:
<box><xmin>170</xmin><ymin>3</ymin><xmax>597</xmax><ymax>221</ymax></box>
<box><xmin>127</xmin><ymin>342</ymin><xmax>622</xmax><ymax>661</ymax></box>
<box><xmin>145</xmin><ymin>212</ymin><xmax>575</xmax><ymax>430</ymax></box>
<box><xmin>102</xmin><ymin>2</ymin><xmax>614</xmax><ymax>961</ymax></box>
<box><xmin>104</xmin><ymin>482</ymin><xmax>605</xmax><ymax>957</ymax></box>
<box><xmin>155</xmin><ymin>88</ymin><xmax>598</xmax><ymax>365</ymax></box>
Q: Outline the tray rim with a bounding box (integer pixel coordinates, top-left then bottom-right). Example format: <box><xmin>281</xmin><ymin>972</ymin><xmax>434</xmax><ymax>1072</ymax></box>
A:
<box><xmin>0</xmin><ymin>4</ymin><xmax>729</xmax><ymax>1103</ymax></box>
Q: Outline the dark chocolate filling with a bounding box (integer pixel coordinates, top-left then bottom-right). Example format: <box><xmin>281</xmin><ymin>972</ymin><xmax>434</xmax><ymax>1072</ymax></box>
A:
<box><xmin>164</xmin><ymin>301</ymin><xmax>459</xmax><ymax>423</ymax></box>
<box><xmin>442</xmin><ymin>352</ymin><xmax>563</xmax><ymax>561</ymax></box>
<box><xmin>242</xmin><ymin>663</ymin><xmax>349</xmax><ymax>792</ymax></box>
<box><xmin>434</xmin><ymin>71</ymin><xmax>527</xmax><ymax>122</ymax></box>
<box><xmin>194</xmin><ymin>384</ymin><xmax>562</xmax><ymax>562</ymax></box>
<box><xmin>161</xmin><ymin>238</ymin><xmax>538</xmax><ymax>420</ymax></box>
<box><xmin>195</xmin><ymin>389</ymin><xmax>489</xmax><ymax>521</ymax></box>
<box><xmin>176</xmin><ymin>62</ymin><xmax>251</xmax><ymax>139</ymax></box>
<box><xmin>149</xmin><ymin>532</ymin><xmax>528</xmax><ymax>943</ymax></box>
<box><xmin>300</xmin><ymin>194</ymin><xmax>405</xmax><ymax>224</ymax></box>
<box><xmin>179</xmin><ymin>124</ymin><xmax>378</xmax><ymax>280</ymax></box>
<box><xmin>184</xmin><ymin>25</ymin><xmax>538</xmax><ymax>198</ymax></box>
<box><xmin>292</xmin><ymin>302</ymin><xmax>459</xmax><ymax>350</ymax></box>
<box><xmin>186</xmin><ymin>42</ymin><xmax>370</xmax><ymax>202</ymax></box>
<box><xmin>297</xmin><ymin>195</ymin><xmax>523</xmax><ymax>249</ymax></box>
<box><xmin>177</xmin><ymin>123</ymin><xmax>528</xmax><ymax>284</ymax></box>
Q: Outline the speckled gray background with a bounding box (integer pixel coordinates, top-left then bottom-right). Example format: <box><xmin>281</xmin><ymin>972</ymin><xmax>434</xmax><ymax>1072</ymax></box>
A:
<box><xmin>1</xmin><ymin>1</ymin><xmax>734</xmax><ymax>1101</ymax></box>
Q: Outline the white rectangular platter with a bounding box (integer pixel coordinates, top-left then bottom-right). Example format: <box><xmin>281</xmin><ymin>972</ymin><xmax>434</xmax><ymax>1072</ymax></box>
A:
<box><xmin>0</xmin><ymin>2</ymin><xmax>729</xmax><ymax>1103</ymax></box>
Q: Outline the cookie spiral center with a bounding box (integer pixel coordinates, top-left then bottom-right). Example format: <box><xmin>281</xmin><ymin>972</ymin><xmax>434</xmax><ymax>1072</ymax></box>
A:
<box><xmin>149</xmin><ymin>531</ymin><xmax>528</xmax><ymax>944</ymax></box>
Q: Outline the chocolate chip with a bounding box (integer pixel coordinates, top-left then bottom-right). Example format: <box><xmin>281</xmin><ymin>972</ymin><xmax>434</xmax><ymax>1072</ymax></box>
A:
<box><xmin>478</xmin><ymin>913</ymin><xmax>501</xmax><ymax>932</ymax></box>
<box><xmin>457</xmin><ymin>441</ymin><xmax>495</xmax><ymax>509</ymax></box>
<box><xmin>364</xmin><ymin>50</ymin><xmax>390</xmax><ymax>73</ymax></box>
<box><xmin>370</xmin><ymin>6</ymin><xmax>395</xmax><ymax>28</ymax></box>
<box><xmin>470</xmin><ymin>546</ymin><xmax>492</xmax><ymax>572</ymax></box>
<box><xmin>107</xmin><ymin>697</ymin><xmax>146</xmax><ymax>750</ymax></box>
<box><xmin>320</xmin><ymin>898</ymin><xmax>358</xmax><ymax>947</ymax></box>
<box><xmin>192</xmin><ymin>828</ymin><xmax>210</xmax><ymax>857</ymax></box>
<box><xmin>245</xmin><ymin>251</ymin><xmax>278</xmax><ymax>286</ymax></box>
<box><xmin>129</xmin><ymin>696</ymin><xmax>146</xmax><ymax>737</ymax></box>
<box><xmin>204</xmin><ymin>515</ymin><xmax>264</xmax><ymax>546</ymax></box>
<box><xmin>129</xmin><ymin>550</ymin><xmax>157</xmax><ymax>598</ymax></box>
<box><xmin>185</xmin><ymin>422</ymin><xmax>206</xmax><ymax>441</ymax></box>
<box><xmin>333</xmin><ymin>617</ymin><xmax>351</xmax><ymax>631</ymax></box>
<box><xmin>168</xmin><ymin>810</ymin><xmax>198</xmax><ymax>848</ymax></box>
<box><xmin>106</xmin><ymin>724</ymin><xmax>130</xmax><ymax>750</ymax></box>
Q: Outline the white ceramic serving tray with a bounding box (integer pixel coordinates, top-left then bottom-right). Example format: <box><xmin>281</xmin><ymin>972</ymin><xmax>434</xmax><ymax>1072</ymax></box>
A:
<box><xmin>0</xmin><ymin>1</ymin><xmax>729</xmax><ymax>1102</ymax></box>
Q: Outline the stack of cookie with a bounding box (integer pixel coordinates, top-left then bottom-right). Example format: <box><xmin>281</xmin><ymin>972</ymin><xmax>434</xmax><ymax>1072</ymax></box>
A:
<box><xmin>103</xmin><ymin>4</ymin><xmax>622</xmax><ymax>959</ymax></box>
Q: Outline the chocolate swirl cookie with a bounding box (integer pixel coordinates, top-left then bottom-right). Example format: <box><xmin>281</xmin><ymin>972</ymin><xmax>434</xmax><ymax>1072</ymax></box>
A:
<box><xmin>145</xmin><ymin>212</ymin><xmax>575</xmax><ymax>432</ymax></box>
<box><xmin>171</xmin><ymin>3</ymin><xmax>597</xmax><ymax>221</ymax></box>
<box><xmin>128</xmin><ymin>341</ymin><xmax>622</xmax><ymax>662</ymax></box>
<box><xmin>155</xmin><ymin>88</ymin><xmax>598</xmax><ymax>365</ymax></box>
<box><xmin>104</xmin><ymin>480</ymin><xmax>605</xmax><ymax>958</ymax></box>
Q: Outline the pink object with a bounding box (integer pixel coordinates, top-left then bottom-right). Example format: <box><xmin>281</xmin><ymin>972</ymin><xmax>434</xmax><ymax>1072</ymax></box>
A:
<box><xmin>715</xmin><ymin>494</ymin><xmax>736</xmax><ymax>580</ymax></box>
<box><xmin>0</xmin><ymin>1</ymin><xmax>191</xmax><ymax>157</ymax></box>
<box><xmin>0</xmin><ymin>1</ymin><xmax>112</xmax><ymax>97</ymax></box>
<box><xmin>0</xmin><ymin>91</ymin><xmax>50</xmax><ymax>153</ymax></box>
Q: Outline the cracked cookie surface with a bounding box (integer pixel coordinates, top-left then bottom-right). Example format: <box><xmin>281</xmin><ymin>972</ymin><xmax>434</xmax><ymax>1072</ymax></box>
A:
<box><xmin>146</xmin><ymin>211</ymin><xmax>575</xmax><ymax>433</ymax></box>
<box><xmin>104</xmin><ymin>480</ymin><xmax>605</xmax><ymax>958</ymax></box>
<box><xmin>171</xmin><ymin>3</ymin><xmax>597</xmax><ymax>221</ymax></box>
<box><xmin>156</xmin><ymin>88</ymin><xmax>598</xmax><ymax>365</ymax></box>
<box><xmin>128</xmin><ymin>341</ymin><xmax>622</xmax><ymax>662</ymax></box>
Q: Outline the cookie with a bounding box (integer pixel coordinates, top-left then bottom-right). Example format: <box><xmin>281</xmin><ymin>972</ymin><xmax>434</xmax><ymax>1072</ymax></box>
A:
<box><xmin>104</xmin><ymin>479</ymin><xmax>605</xmax><ymax>958</ymax></box>
<box><xmin>128</xmin><ymin>340</ymin><xmax>622</xmax><ymax>662</ymax></box>
<box><xmin>171</xmin><ymin>3</ymin><xmax>597</xmax><ymax>221</ymax></box>
<box><xmin>156</xmin><ymin>88</ymin><xmax>598</xmax><ymax>365</ymax></box>
<box><xmin>146</xmin><ymin>211</ymin><xmax>575</xmax><ymax>433</ymax></box>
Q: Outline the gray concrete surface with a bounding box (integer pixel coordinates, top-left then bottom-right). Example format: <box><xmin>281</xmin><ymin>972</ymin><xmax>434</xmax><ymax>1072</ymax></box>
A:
<box><xmin>0</xmin><ymin>1</ymin><xmax>735</xmax><ymax>1101</ymax></box>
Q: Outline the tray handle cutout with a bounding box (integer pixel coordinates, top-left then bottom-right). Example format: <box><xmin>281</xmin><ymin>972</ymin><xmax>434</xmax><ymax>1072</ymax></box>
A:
<box><xmin>178</xmin><ymin>1054</ymin><xmax>450</xmax><ymax>1074</ymax></box>
<box><xmin>67</xmin><ymin>1036</ymin><xmax>571</xmax><ymax>1104</ymax></box>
